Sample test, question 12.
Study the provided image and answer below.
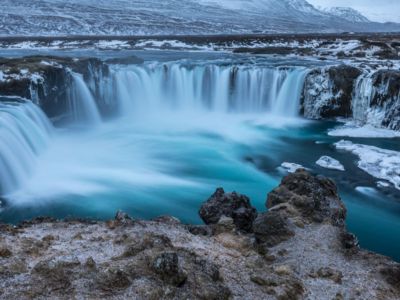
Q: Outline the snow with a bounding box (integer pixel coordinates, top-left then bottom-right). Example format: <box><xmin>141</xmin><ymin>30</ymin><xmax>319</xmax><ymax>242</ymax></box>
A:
<box><xmin>328</xmin><ymin>123</ymin><xmax>400</xmax><ymax>138</ymax></box>
<box><xmin>335</xmin><ymin>140</ymin><xmax>400</xmax><ymax>190</ymax></box>
<box><xmin>377</xmin><ymin>181</ymin><xmax>390</xmax><ymax>188</ymax></box>
<box><xmin>95</xmin><ymin>40</ymin><xmax>130</xmax><ymax>49</ymax></box>
<box><xmin>316</xmin><ymin>156</ymin><xmax>345</xmax><ymax>171</ymax></box>
<box><xmin>0</xmin><ymin>0</ymin><xmax>395</xmax><ymax>36</ymax></box>
<box><xmin>280</xmin><ymin>162</ymin><xmax>305</xmax><ymax>173</ymax></box>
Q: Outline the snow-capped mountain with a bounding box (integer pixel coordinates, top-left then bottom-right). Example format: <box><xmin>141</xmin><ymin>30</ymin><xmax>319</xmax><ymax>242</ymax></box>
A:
<box><xmin>324</xmin><ymin>7</ymin><xmax>370</xmax><ymax>23</ymax></box>
<box><xmin>0</xmin><ymin>0</ymin><xmax>398</xmax><ymax>36</ymax></box>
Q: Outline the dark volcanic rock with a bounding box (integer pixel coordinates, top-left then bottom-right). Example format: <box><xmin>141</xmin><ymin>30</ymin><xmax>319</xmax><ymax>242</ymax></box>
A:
<box><xmin>340</xmin><ymin>231</ymin><xmax>359</xmax><ymax>250</ymax></box>
<box><xmin>114</xmin><ymin>210</ymin><xmax>134</xmax><ymax>226</ymax></box>
<box><xmin>253</xmin><ymin>211</ymin><xmax>294</xmax><ymax>246</ymax></box>
<box><xmin>152</xmin><ymin>252</ymin><xmax>187</xmax><ymax>286</ymax></box>
<box><xmin>199</xmin><ymin>188</ymin><xmax>257</xmax><ymax>232</ymax></box>
<box><xmin>267</xmin><ymin>169</ymin><xmax>346</xmax><ymax>227</ymax></box>
<box><xmin>371</xmin><ymin>70</ymin><xmax>400</xmax><ymax>130</ymax></box>
<box><xmin>0</xmin><ymin>56</ymin><xmax>112</xmax><ymax>122</ymax></box>
<box><xmin>302</xmin><ymin>65</ymin><xmax>362</xmax><ymax>119</ymax></box>
<box><xmin>380</xmin><ymin>265</ymin><xmax>400</xmax><ymax>290</ymax></box>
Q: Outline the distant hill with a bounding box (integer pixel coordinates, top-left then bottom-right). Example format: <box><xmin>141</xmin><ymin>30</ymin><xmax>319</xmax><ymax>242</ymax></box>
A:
<box><xmin>0</xmin><ymin>0</ymin><xmax>398</xmax><ymax>36</ymax></box>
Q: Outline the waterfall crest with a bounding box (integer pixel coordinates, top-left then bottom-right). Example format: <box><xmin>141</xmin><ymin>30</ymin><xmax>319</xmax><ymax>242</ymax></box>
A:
<box><xmin>69</xmin><ymin>73</ymin><xmax>102</xmax><ymax>125</ymax></box>
<box><xmin>108</xmin><ymin>64</ymin><xmax>308</xmax><ymax>117</ymax></box>
<box><xmin>0</xmin><ymin>99</ymin><xmax>53</xmax><ymax>195</ymax></box>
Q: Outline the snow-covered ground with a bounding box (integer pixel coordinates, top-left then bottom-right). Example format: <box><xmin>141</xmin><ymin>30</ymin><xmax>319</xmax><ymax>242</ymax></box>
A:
<box><xmin>0</xmin><ymin>0</ymin><xmax>398</xmax><ymax>36</ymax></box>
<box><xmin>329</xmin><ymin>123</ymin><xmax>400</xmax><ymax>138</ymax></box>
<box><xmin>335</xmin><ymin>140</ymin><xmax>400</xmax><ymax>190</ymax></box>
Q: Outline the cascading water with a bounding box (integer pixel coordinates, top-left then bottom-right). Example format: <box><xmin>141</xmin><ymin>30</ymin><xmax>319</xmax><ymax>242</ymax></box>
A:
<box><xmin>69</xmin><ymin>73</ymin><xmax>102</xmax><ymax>125</ymax></box>
<box><xmin>352</xmin><ymin>73</ymin><xmax>374</xmax><ymax>125</ymax></box>
<box><xmin>0</xmin><ymin>99</ymin><xmax>53</xmax><ymax>195</ymax></box>
<box><xmin>107</xmin><ymin>63</ymin><xmax>309</xmax><ymax>117</ymax></box>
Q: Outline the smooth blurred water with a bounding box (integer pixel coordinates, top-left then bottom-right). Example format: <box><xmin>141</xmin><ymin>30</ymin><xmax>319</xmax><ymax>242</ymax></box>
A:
<box><xmin>0</xmin><ymin>110</ymin><xmax>399</xmax><ymax>261</ymax></box>
<box><xmin>0</xmin><ymin>51</ymin><xmax>398</xmax><ymax>262</ymax></box>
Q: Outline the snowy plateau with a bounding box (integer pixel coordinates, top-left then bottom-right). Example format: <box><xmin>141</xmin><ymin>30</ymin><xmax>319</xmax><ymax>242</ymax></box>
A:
<box><xmin>0</xmin><ymin>0</ymin><xmax>399</xmax><ymax>36</ymax></box>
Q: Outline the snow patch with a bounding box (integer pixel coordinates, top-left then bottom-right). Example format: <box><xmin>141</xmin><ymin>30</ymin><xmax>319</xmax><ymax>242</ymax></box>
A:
<box><xmin>328</xmin><ymin>123</ymin><xmax>400</xmax><ymax>138</ymax></box>
<box><xmin>316</xmin><ymin>156</ymin><xmax>345</xmax><ymax>171</ymax></box>
<box><xmin>280</xmin><ymin>162</ymin><xmax>305</xmax><ymax>173</ymax></box>
<box><xmin>335</xmin><ymin>140</ymin><xmax>400</xmax><ymax>190</ymax></box>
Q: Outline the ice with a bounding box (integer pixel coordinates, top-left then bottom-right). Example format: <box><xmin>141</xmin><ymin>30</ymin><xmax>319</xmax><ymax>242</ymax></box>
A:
<box><xmin>280</xmin><ymin>162</ymin><xmax>305</xmax><ymax>173</ymax></box>
<box><xmin>329</xmin><ymin>123</ymin><xmax>400</xmax><ymax>138</ymax></box>
<box><xmin>316</xmin><ymin>156</ymin><xmax>345</xmax><ymax>171</ymax></box>
<box><xmin>335</xmin><ymin>140</ymin><xmax>400</xmax><ymax>190</ymax></box>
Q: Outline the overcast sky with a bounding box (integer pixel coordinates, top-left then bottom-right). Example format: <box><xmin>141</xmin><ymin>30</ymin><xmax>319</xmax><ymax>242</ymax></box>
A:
<box><xmin>307</xmin><ymin>0</ymin><xmax>400</xmax><ymax>23</ymax></box>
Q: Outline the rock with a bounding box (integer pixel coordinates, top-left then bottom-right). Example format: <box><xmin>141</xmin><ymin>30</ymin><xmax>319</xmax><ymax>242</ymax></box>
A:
<box><xmin>0</xmin><ymin>246</ymin><xmax>12</xmax><ymax>258</ymax></box>
<box><xmin>274</xmin><ymin>265</ymin><xmax>293</xmax><ymax>276</ymax></box>
<box><xmin>33</xmin><ymin>258</ymin><xmax>81</xmax><ymax>290</ymax></box>
<box><xmin>152</xmin><ymin>252</ymin><xmax>187</xmax><ymax>286</ymax></box>
<box><xmin>214</xmin><ymin>216</ymin><xmax>236</xmax><ymax>233</ymax></box>
<box><xmin>97</xmin><ymin>267</ymin><xmax>131</xmax><ymax>291</ymax></box>
<box><xmin>187</xmin><ymin>225</ymin><xmax>213</xmax><ymax>236</ymax></box>
<box><xmin>371</xmin><ymin>70</ymin><xmax>400</xmax><ymax>130</ymax></box>
<box><xmin>114</xmin><ymin>210</ymin><xmax>134</xmax><ymax>226</ymax></box>
<box><xmin>311</xmin><ymin>267</ymin><xmax>343</xmax><ymax>284</ymax></box>
<box><xmin>250</xmin><ymin>276</ymin><xmax>279</xmax><ymax>287</ymax></box>
<box><xmin>302</xmin><ymin>65</ymin><xmax>362</xmax><ymax>119</ymax></box>
<box><xmin>380</xmin><ymin>264</ymin><xmax>400</xmax><ymax>290</ymax></box>
<box><xmin>341</xmin><ymin>231</ymin><xmax>359</xmax><ymax>250</ymax></box>
<box><xmin>253</xmin><ymin>211</ymin><xmax>294</xmax><ymax>246</ymax></box>
<box><xmin>85</xmin><ymin>257</ymin><xmax>97</xmax><ymax>269</ymax></box>
<box><xmin>152</xmin><ymin>215</ymin><xmax>181</xmax><ymax>225</ymax></box>
<box><xmin>267</xmin><ymin>169</ymin><xmax>346</xmax><ymax>227</ymax></box>
<box><xmin>199</xmin><ymin>188</ymin><xmax>257</xmax><ymax>232</ymax></box>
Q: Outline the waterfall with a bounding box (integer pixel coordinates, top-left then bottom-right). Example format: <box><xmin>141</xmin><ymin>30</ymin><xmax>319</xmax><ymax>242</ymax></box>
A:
<box><xmin>0</xmin><ymin>99</ymin><xmax>53</xmax><ymax>195</ymax></box>
<box><xmin>272</xmin><ymin>68</ymin><xmax>308</xmax><ymax>116</ymax></box>
<box><xmin>69</xmin><ymin>73</ymin><xmax>102</xmax><ymax>125</ymax></box>
<box><xmin>352</xmin><ymin>73</ymin><xmax>374</xmax><ymax>125</ymax></box>
<box><xmin>107</xmin><ymin>63</ymin><xmax>308</xmax><ymax>117</ymax></box>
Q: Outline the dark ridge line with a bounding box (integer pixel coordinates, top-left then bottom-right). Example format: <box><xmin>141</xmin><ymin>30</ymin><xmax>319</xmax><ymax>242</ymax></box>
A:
<box><xmin>0</xmin><ymin>32</ymin><xmax>400</xmax><ymax>43</ymax></box>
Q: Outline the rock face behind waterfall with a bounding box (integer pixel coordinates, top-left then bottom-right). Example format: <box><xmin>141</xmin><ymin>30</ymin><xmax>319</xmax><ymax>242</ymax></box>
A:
<box><xmin>1</xmin><ymin>171</ymin><xmax>399</xmax><ymax>299</ymax></box>
<box><xmin>302</xmin><ymin>65</ymin><xmax>361</xmax><ymax>119</ymax></box>
<box><xmin>370</xmin><ymin>70</ymin><xmax>400</xmax><ymax>130</ymax></box>
<box><xmin>0</xmin><ymin>56</ymin><xmax>109</xmax><ymax>122</ymax></box>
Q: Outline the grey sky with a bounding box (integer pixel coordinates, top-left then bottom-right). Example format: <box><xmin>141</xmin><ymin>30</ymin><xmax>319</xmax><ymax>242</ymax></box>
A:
<box><xmin>307</xmin><ymin>0</ymin><xmax>400</xmax><ymax>23</ymax></box>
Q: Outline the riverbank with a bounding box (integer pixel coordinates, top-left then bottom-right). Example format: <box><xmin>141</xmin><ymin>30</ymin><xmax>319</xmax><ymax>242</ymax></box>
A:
<box><xmin>1</xmin><ymin>170</ymin><xmax>399</xmax><ymax>299</ymax></box>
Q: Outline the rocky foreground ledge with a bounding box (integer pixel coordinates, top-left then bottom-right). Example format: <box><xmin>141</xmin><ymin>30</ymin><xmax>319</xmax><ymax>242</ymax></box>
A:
<box><xmin>1</xmin><ymin>170</ymin><xmax>399</xmax><ymax>299</ymax></box>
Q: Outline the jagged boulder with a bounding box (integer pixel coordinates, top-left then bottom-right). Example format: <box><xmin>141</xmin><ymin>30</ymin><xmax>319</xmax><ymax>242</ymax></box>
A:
<box><xmin>152</xmin><ymin>252</ymin><xmax>187</xmax><ymax>286</ymax></box>
<box><xmin>266</xmin><ymin>169</ymin><xmax>346</xmax><ymax>227</ymax></box>
<box><xmin>252</xmin><ymin>211</ymin><xmax>294</xmax><ymax>246</ymax></box>
<box><xmin>199</xmin><ymin>188</ymin><xmax>257</xmax><ymax>232</ymax></box>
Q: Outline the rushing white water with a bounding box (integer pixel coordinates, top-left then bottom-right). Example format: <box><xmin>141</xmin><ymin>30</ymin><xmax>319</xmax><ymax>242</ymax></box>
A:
<box><xmin>108</xmin><ymin>63</ymin><xmax>309</xmax><ymax>117</ymax></box>
<box><xmin>352</xmin><ymin>73</ymin><xmax>374</xmax><ymax>125</ymax></box>
<box><xmin>0</xmin><ymin>99</ymin><xmax>53</xmax><ymax>195</ymax></box>
<box><xmin>69</xmin><ymin>73</ymin><xmax>102</xmax><ymax>125</ymax></box>
<box><xmin>0</xmin><ymin>63</ymin><xmax>307</xmax><ymax>203</ymax></box>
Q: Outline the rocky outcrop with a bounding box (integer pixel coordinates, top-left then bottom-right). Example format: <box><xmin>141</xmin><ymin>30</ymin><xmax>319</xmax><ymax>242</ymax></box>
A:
<box><xmin>302</xmin><ymin>65</ymin><xmax>362</xmax><ymax>119</ymax></box>
<box><xmin>199</xmin><ymin>187</ymin><xmax>257</xmax><ymax>232</ymax></box>
<box><xmin>0</xmin><ymin>171</ymin><xmax>399</xmax><ymax>299</ymax></box>
<box><xmin>370</xmin><ymin>70</ymin><xmax>400</xmax><ymax>130</ymax></box>
<box><xmin>266</xmin><ymin>169</ymin><xmax>346</xmax><ymax>227</ymax></box>
<box><xmin>0</xmin><ymin>56</ymin><xmax>110</xmax><ymax>123</ymax></box>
